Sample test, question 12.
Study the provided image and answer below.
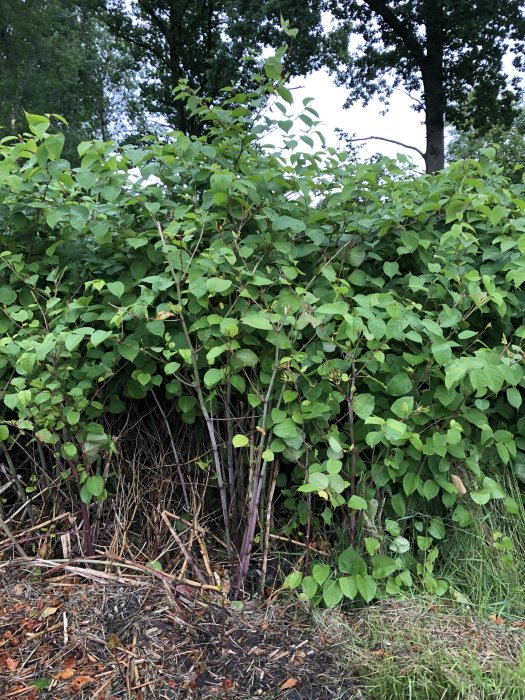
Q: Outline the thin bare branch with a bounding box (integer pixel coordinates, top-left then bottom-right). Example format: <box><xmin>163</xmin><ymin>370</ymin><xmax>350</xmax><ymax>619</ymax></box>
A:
<box><xmin>348</xmin><ymin>135</ymin><xmax>425</xmax><ymax>159</ymax></box>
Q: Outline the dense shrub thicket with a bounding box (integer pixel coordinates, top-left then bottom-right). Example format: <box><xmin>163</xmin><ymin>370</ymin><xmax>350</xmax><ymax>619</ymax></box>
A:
<box><xmin>1</xmin><ymin>55</ymin><xmax>524</xmax><ymax>604</ymax></box>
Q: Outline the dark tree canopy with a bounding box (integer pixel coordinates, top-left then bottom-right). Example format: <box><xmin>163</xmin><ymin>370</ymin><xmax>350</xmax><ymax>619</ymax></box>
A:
<box><xmin>324</xmin><ymin>0</ymin><xmax>525</xmax><ymax>172</ymax></box>
<box><xmin>84</xmin><ymin>0</ymin><xmax>326</xmax><ymax>135</ymax></box>
<box><xmin>448</xmin><ymin>105</ymin><xmax>525</xmax><ymax>182</ymax></box>
<box><xmin>0</xmin><ymin>0</ymin><xmax>133</xmax><ymax>159</ymax></box>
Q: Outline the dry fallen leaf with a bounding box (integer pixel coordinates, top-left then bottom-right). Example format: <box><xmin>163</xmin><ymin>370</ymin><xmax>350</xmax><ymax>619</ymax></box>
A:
<box><xmin>54</xmin><ymin>667</ymin><xmax>75</xmax><ymax>680</ymax></box>
<box><xmin>107</xmin><ymin>633</ymin><xmax>123</xmax><ymax>650</ymax></box>
<box><xmin>451</xmin><ymin>474</ymin><xmax>467</xmax><ymax>496</ymax></box>
<box><xmin>37</xmin><ymin>540</ymin><xmax>49</xmax><ymax>558</ymax></box>
<box><xmin>488</xmin><ymin>615</ymin><xmax>504</xmax><ymax>625</ymax></box>
<box><xmin>70</xmin><ymin>675</ymin><xmax>95</xmax><ymax>691</ymax></box>
<box><xmin>292</xmin><ymin>650</ymin><xmax>306</xmax><ymax>666</ymax></box>
<box><xmin>512</xmin><ymin>621</ymin><xmax>525</xmax><ymax>628</ymax></box>
<box><xmin>221</xmin><ymin>678</ymin><xmax>235</xmax><ymax>691</ymax></box>
<box><xmin>5</xmin><ymin>656</ymin><xmax>19</xmax><ymax>672</ymax></box>
<box><xmin>40</xmin><ymin>606</ymin><xmax>58</xmax><ymax>620</ymax></box>
<box><xmin>279</xmin><ymin>678</ymin><xmax>299</xmax><ymax>691</ymax></box>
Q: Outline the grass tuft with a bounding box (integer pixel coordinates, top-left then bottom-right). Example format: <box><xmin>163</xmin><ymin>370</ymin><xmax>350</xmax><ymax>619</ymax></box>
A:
<box><xmin>316</xmin><ymin>600</ymin><xmax>525</xmax><ymax>700</ymax></box>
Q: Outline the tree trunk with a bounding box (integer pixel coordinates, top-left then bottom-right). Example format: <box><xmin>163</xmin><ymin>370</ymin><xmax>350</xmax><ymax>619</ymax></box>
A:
<box><xmin>423</xmin><ymin>79</ymin><xmax>445</xmax><ymax>173</ymax></box>
<box><xmin>422</xmin><ymin>2</ymin><xmax>445</xmax><ymax>173</ymax></box>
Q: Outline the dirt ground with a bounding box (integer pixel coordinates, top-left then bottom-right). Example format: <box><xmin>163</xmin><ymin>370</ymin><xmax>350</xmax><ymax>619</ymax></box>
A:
<box><xmin>2</xmin><ymin>559</ymin><xmax>524</xmax><ymax>699</ymax></box>
<box><xmin>0</xmin><ymin>561</ymin><xmax>359</xmax><ymax>699</ymax></box>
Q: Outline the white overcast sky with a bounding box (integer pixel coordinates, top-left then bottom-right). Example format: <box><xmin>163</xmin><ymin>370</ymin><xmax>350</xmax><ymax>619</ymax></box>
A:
<box><xmin>288</xmin><ymin>68</ymin><xmax>426</xmax><ymax>167</ymax></box>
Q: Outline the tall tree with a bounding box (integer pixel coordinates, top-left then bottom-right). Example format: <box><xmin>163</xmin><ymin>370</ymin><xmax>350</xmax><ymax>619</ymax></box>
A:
<box><xmin>0</xmin><ymin>0</ymin><xmax>133</xmax><ymax>159</ymax></box>
<box><xmin>85</xmin><ymin>0</ymin><xmax>325</xmax><ymax>135</ymax></box>
<box><xmin>324</xmin><ymin>1</ymin><xmax>525</xmax><ymax>172</ymax></box>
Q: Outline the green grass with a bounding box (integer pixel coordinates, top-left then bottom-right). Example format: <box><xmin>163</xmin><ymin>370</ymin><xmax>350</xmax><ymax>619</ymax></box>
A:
<box><xmin>313</xmin><ymin>474</ymin><xmax>525</xmax><ymax>699</ymax></box>
<box><xmin>315</xmin><ymin>599</ymin><xmax>525</xmax><ymax>700</ymax></box>
<box><xmin>438</xmin><ymin>474</ymin><xmax>525</xmax><ymax>619</ymax></box>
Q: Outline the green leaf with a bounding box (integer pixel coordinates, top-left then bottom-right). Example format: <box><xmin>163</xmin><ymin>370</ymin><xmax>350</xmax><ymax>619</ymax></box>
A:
<box><xmin>107</xmin><ymin>281</ymin><xmax>125</xmax><ymax>298</ymax></box>
<box><xmin>383</xmin><ymin>419</ymin><xmax>408</xmax><ymax>442</ymax></box>
<box><xmin>273</xmin><ymin>215</ymin><xmax>305</xmax><ymax>233</ymax></box>
<box><xmin>0</xmin><ymin>425</ymin><xmax>9</xmax><ymax>441</ymax></box>
<box><xmin>220</xmin><ymin>318</ymin><xmax>239</xmax><ymax>337</ymax></box>
<box><xmin>27</xmin><ymin>678</ymin><xmax>52</xmax><ymax>690</ymax></box>
<box><xmin>423</xmin><ymin>480</ymin><xmax>439</xmax><ymax>500</ymax></box>
<box><xmin>431</xmin><ymin>342</ymin><xmax>452</xmax><ymax>366</ymax></box>
<box><xmin>62</xmin><ymin>442</ymin><xmax>77</xmax><ymax>459</ymax></box>
<box><xmin>355</xmin><ymin>574</ymin><xmax>377</xmax><ymax>603</ymax></box>
<box><xmin>25</xmin><ymin>111</ymin><xmax>50</xmax><ymax>138</ymax></box>
<box><xmin>35</xmin><ymin>429</ymin><xmax>56</xmax><ymax>444</ymax></box>
<box><xmin>445</xmin><ymin>362</ymin><xmax>468</xmax><ymax>389</ymax></box>
<box><xmin>147</xmin><ymin>560</ymin><xmax>163</xmax><ymax>572</ymax></box>
<box><xmin>284</xmin><ymin>571</ymin><xmax>303</xmax><ymax>589</ymax></box>
<box><xmin>232</xmin><ymin>434</ymin><xmax>249</xmax><ymax>448</ymax></box>
<box><xmin>207</xmin><ymin>278</ymin><xmax>232</xmax><ymax>294</ymax></box>
<box><xmin>417</xmin><ymin>536</ymin><xmax>433</xmax><ymax>551</ymax></box>
<box><xmin>365</xmin><ymin>537</ymin><xmax>381</xmax><ymax>556</ymax></box>
<box><xmin>428</xmin><ymin>518</ymin><xmax>446</xmax><ymax>540</ymax></box>
<box><xmin>262</xmin><ymin>449</ymin><xmax>274</xmax><ymax>462</ymax></box>
<box><xmin>276</xmin><ymin>85</ymin><xmax>293</xmax><ymax>104</ymax></box>
<box><xmin>312</xmin><ymin>563</ymin><xmax>330</xmax><ymax>585</ymax></box>
<box><xmin>264</xmin><ymin>55</ymin><xmax>283</xmax><ymax>80</ymax></box>
<box><xmin>372</xmin><ymin>555</ymin><xmax>398</xmax><ymax>579</ymax></box>
<box><xmin>301</xmin><ymin>576</ymin><xmax>318</xmax><ymax>599</ymax></box>
<box><xmin>65</xmin><ymin>332</ymin><xmax>85</xmax><ymax>352</ymax></box>
<box><xmin>348</xmin><ymin>495</ymin><xmax>367</xmax><ymax>510</ymax></box>
<box><xmin>203</xmin><ymin>368</ymin><xmax>225</xmax><ymax>388</ymax></box>
<box><xmin>235</xmin><ymin>349</ymin><xmax>258</xmax><ymax>366</ymax></box>
<box><xmin>390</xmin><ymin>396</ymin><xmax>414</xmax><ymax>419</ymax></box>
<box><xmin>386</xmin><ymin>373</ymin><xmax>412</xmax><ymax>396</ymax></box>
<box><xmin>483</xmin><ymin>477</ymin><xmax>505</xmax><ymax>499</ymax></box>
<box><xmin>118</xmin><ymin>341</ymin><xmax>140</xmax><ymax>362</ymax></box>
<box><xmin>383</xmin><ymin>261</ymin><xmax>399</xmax><ymax>278</ymax></box>
<box><xmin>146</xmin><ymin>320</ymin><xmax>165</xmax><ymax>337</ymax></box>
<box><xmin>241</xmin><ymin>314</ymin><xmax>273</xmax><ymax>330</ymax></box>
<box><xmin>391</xmin><ymin>493</ymin><xmax>406</xmax><ymax>517</ymax></box>
<box><xmin>339</xmin><ymin>576</ymin><xmax>358</xmax><ymax>600</ymax></box>
<box><xmin>353</xmin><ymin>393</ymin><xmax>375</xmax><ymax>419</ymax></box>
<box><xmin>304</xmin><ymin>472</ymin><xmax>329</xmax><ymax>491</ymax></box>
<box><xmin>507</xmin><ymin>387</ymin><xmax>522</xmax><ymax>409</ymax></box>
<box><xmin>323</xmin><ymin>579</ymin><xmax>343</xmax><ymax>607</ymax></box>
<box><xmin>390</xmin><ymin>536</ymin><xmax>410</xmax><ymax>554</ymax></box>
<box><xmin>66</xmin><ymin>408</ymin><xmax>80</xmax><ymax>425</ymax></box>
<box><xmin>16</xmin><ymin>352</ymin><xmax>35</xmax><ymax>376</ymax></box>
<box><xmin>338</xmin><ymin>547</ymin><xmax>366</xmax><ymax>576</ymax></box>
<box><xmin>136</xmin><ymin>372</ymin><xmax>151</xmax><ymax>386</ymax></box>
<box><xmin>90</xmin><ymin>330</ymin><xmax>112</xmax><ymax>347</ymax></box>
<box><xmin>273</xmin><ymin>419</ymin><xmax>298</xmax><ymax>439</ymax></box>
<box><xmin>316</xmin><ymin>302</ymin><xmax>348</xmax><ymax>315</ymax></box>
<box><xmin>403</xmin><ymin>472</ymin><xmax>420</xmax><ymax>496</ymax></box>
<box><xmin>0</xmin><ymin>286</ymin><xmax>16</xmax><ymax>304</ymax></box>
<box><xmin>210</xmin><ymin>172</ymin><xmax>234</xmax><ymax>191</ymax></box>
<box><xmin>86</xmin><ymin>475</ymin><xmax>104</xmax><ymax>497</ymax></box>
<box><xmin>328</xmin><ymin>435</ymin><xmax>343</xmax><ymax>453</ymax></box>
<box><xmin>385</xmin><ymin>520</ymin><xmax>400</xmax><ymax>537</ymax></box>
<box><xmin>471</xmin><ymin>489</ymin><xmax>491</xmax><ymax>505</ymax></box>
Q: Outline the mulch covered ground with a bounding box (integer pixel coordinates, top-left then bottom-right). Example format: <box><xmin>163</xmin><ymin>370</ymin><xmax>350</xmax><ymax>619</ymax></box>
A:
<box><xmin>2</xmin><ymin>559</ymin><xmax>525</xmax><ymax>699</ymax></box>
<box><xmin>0</xmin><ymin>560</ymin><xmax>359</xmax><ymax>699</ymax></box>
